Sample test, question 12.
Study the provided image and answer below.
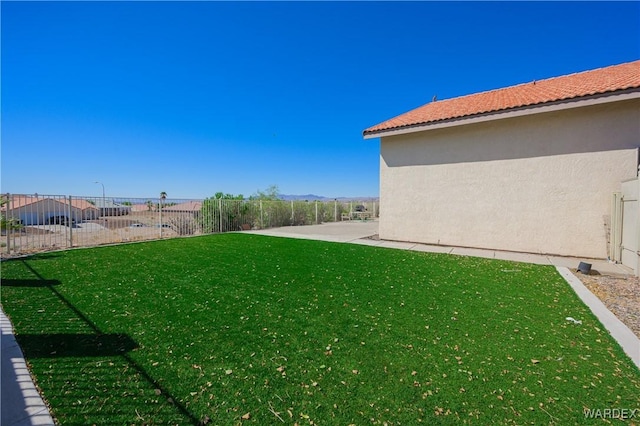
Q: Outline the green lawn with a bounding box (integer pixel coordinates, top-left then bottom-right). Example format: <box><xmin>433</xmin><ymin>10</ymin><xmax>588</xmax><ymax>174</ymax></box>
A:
<box><xmin>1</xmin><ymin>233</ymin><xmax>638</xmax><ymax>425</ymax></box>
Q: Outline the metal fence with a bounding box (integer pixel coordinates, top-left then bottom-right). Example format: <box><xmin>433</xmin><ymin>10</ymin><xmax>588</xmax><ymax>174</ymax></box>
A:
<box><xmin>1</xmin><ymin>194</ymin><xmax>378</xmax><ymax>257</ymax></box>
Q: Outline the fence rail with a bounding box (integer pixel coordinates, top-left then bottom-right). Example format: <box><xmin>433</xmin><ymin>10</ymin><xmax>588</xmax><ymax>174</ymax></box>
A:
<box><xmin>1</xmin><ymin>194</ymin><xmax>378</xmax><ymax>257</ymax></box>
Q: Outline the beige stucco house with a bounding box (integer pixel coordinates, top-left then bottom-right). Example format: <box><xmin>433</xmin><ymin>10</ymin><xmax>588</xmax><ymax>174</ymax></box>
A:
<box><xmin>2</xmin><ymin>196</ymin><xmax>100</xmax><ymax>225</ymax></box>
<box><xmin>364</xmin><ymin>61</ymin><xmax>640</xmax><ymax>268</ymax></box>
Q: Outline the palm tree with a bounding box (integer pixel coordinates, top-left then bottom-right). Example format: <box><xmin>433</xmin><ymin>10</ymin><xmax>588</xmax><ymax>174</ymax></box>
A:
<box><xmin>160</xmin><ymin>192</ymin><xmax>167</xmax><ymax>209</ymax></box>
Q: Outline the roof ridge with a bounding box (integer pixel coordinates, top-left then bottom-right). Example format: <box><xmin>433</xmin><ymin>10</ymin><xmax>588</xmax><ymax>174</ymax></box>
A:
<box><xmin>421</xmin><ymin>59</ymin><xmax>640</xmax><ymax>106</ymax></box>
<box><xmin>512</xmin><ymin>59</ymin><xmax>640</xmax><ymax>90</ymax></box>
<box><xmin>364</xmin><ymin>59</ymin><xmax>640</xmax><ymax>135</ymax></box>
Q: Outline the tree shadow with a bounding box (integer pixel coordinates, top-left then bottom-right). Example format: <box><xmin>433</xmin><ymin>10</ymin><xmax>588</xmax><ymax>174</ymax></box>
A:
<box><xmin>16</xmin><ymin>333</ymin><xmax>138</xmax><ymax>358</ymax></box>
<box><xmin>3</xmin><ymin>259</ymin><xmax>202</xmax><ymax>425</ymax></box>
<box><xmin>1</xmin><ymin>278</ymin><xmax>61</xmax><ymax>287</ymax></box>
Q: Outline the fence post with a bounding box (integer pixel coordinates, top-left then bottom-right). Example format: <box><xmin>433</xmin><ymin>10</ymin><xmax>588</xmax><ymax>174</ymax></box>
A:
<box><xmin>5</xmin><ymin>193</ymin><xmax>11</xmax><ymax>253</ymax></box>
<box><xmin>260</xmin><ymin>200</ymin><xmax>263</xmax><ymax>229</ymax></box>
<box><xmin>315</xmin><ymin>201</ymin><xmax>318</xmax><ymax>224</ymax></box>
<box><xmin>68</xmin><ymin>195</ymin><xmax>73</xmax><ymax>248</ymax></box>
<box><xmin>334</xmin><ymin>200</ymin><xmax>337</xmax><ymax>222</ymax></box>
<box><xmin>219</xmin><ymin>198</ymin><xmax>223</xmax><ymax>233</ymax></box>
<box><xmin>159</xmin><ymin>200</ymin><xmax>163</xmax><ymax>238</ymax></box>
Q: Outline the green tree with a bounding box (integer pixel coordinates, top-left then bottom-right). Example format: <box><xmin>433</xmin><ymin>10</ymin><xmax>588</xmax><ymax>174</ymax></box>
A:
<box><xmin>248</xmin><ymin>185</ymin><xmax>289</xmax><ymax>228</ymax></box>
<box><xmin>251</xmin><ymin>184</ymin><xmax>280</xmax><ymax>201</ymax></box>
<box><xmin>199</xmin><ymin>192</ymin><xmax>246</xmax><ymax>233</ymax></box>
<box><xmin>0</xmin><ymin>195</ymin><xmax>22</xmax><ymax>232</ymax></box>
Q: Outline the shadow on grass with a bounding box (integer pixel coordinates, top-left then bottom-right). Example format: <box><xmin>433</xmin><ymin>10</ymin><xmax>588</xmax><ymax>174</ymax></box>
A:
<box><xmin>16</xmin><ymin>333</ymin><xmax>138</xmax><ymax>358</ymax></box>
<box><xmin>1</xmin><ymin>278</ymin><xmax>61</xmax><ymax>287</ymax></box>
<box><xmin>8</xmin><ymin>260</ymin><xmax>202</xmax><ymax>425</ymax></box>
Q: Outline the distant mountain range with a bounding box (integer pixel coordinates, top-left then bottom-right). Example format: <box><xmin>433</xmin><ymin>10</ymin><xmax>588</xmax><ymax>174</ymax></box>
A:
<box><xmin>277</xmin><ymin>194</ymin><xmax>379</xmax><ymax>202</ymax></box>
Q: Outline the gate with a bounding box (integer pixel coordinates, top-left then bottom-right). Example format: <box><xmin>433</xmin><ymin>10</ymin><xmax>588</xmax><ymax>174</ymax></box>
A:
<box><xmin>611</xmin><ymin>177</ymin><xmax>640</xmax><ymax>276</ymax></box>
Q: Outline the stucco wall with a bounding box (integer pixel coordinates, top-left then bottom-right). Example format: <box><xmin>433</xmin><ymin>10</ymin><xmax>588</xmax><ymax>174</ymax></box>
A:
<box><xmin>379</xmin><ymin>98</ymin><xmax>640</xmax><ymax>259</ymax></box>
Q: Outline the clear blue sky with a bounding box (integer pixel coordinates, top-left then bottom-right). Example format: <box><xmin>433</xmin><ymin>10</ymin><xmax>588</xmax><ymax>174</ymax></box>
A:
<box><xmin>2</xmin><ymin>1</ymin><xmax>639</xmax><ymax>199</ymax></box>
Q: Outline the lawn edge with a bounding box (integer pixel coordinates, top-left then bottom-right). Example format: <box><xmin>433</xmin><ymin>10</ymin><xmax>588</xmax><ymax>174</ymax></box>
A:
<box><xmin>0</xmin><ymin>307</ymin><xmax>56</xmax><ymax>425</ymax></box>
<box><xmin>555</xmin><ymin>266</ymin><xmax>640</xmax><ymax>370</ymax></box>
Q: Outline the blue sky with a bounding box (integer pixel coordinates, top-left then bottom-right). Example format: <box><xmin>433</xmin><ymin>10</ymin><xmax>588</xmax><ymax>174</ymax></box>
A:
<box><xmin>2</xmin><ymin>1</ymin><xmax>639</xmax><ymax>199</ymax></box>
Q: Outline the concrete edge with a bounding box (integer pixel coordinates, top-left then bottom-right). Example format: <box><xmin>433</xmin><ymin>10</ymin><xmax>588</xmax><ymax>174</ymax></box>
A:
<box><xmin>1</xmin><ymin>307</ymin><xmax>56</xmax><ymax>426</ymax></box>
<box><xmin>555</xmin><ymin>266</ymin><xmax>640</xmax><ymax>369</ymax></box>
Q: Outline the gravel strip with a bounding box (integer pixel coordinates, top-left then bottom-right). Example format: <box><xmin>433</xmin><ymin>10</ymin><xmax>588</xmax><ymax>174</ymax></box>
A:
<box><xmin>574</xmin><ymin>271</ymin><xmax>640</xmax><ymax>338</ymax></box>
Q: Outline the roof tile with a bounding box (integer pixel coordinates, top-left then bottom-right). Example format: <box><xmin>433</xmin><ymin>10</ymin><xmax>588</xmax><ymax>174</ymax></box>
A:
<box><xmin>363</xmin><ymin>60</ymin><xmax>640</xmax><ymax>135</ymax></box>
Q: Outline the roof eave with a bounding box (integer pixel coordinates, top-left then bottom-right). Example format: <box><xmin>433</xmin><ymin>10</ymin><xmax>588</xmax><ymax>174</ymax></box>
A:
<box><xmin>363</xmin><ymin>88</ymin><xmax>640</xmax><ymax>140</ymax></box>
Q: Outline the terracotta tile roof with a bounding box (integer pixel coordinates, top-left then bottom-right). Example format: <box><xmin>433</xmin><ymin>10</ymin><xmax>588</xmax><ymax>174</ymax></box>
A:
<box><xmin>70</xmin><ymin>199</ymin><xmax>100</xmax><ymax>211</ymax></box>
<box><xmin>1</xmin><ymin>196</ymin><xmax>98</xmax><ymax>211</ymax></box>
<box><xmin>131</xmin><ymin>203</ymin><xmax>152</xmax><ymax>212</ymax></box>
<box><xmin>363</xmin><ymin>60</ymin><xmax>640</xmax><ymax>136</ymax></box>
<box><xmin>2</xmin><ymin>195</ymin><xmax>39</xmax><ymax>210</ymax></box>
<box><xmin>162</xmin><ymin>201</ymin><xmax>202</xmax><ymax>212</ymax></box>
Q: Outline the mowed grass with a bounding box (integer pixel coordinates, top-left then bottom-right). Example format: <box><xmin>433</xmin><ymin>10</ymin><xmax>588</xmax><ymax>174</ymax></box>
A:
<box><xmin>2</xmin><ymin>233</ymin><xmax>639</xmax><ymax>425</ymax></box>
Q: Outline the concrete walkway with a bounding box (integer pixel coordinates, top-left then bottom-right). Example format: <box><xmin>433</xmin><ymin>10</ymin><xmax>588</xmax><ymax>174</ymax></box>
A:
<box><xmin>2</xmin><ymin>220</ymin><xmax>637</xmax><ymax>424</ymax></box>
<box><xmin>1</xmin><ymin>309</ymin><xmax>55</xmax><ymax>426</ymax></box>
<box><xmin>249</xmin><ymin>221</ymin><xmax>633</xmax><ymax>275</ymax></box>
